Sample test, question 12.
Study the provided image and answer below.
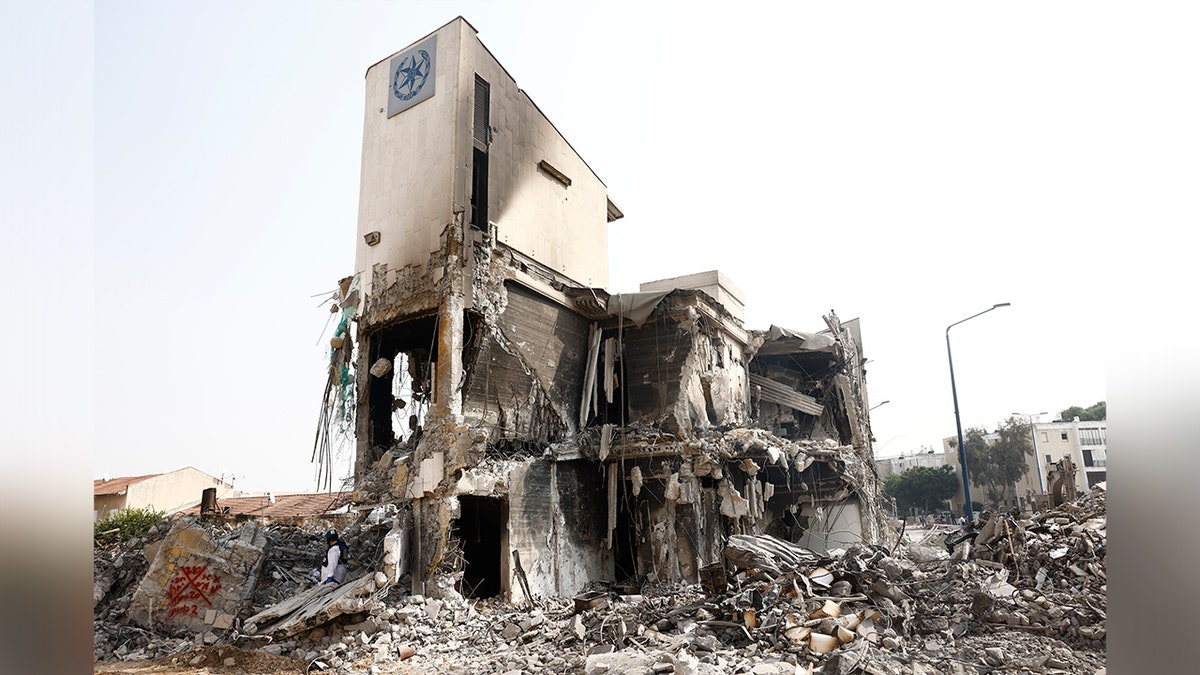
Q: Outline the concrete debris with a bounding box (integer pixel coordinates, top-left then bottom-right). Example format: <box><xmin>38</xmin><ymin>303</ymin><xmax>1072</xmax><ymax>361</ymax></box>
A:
<box><xmin>126</xmin><ymin>518</ymin><xmax>268</xmax><ymax>633</ymax></box>
<box><xmin>95</xmin><ymin>484</ymin><xmax>1105</xmax><ymax>673</ymax></box>
<box><xmin>243</xmin><ymin>572</ymin><xmax>389</xmax><ymax>637</ymax></box>
<box><xmin>722</xmin><ymin>535</ymin><xmax>820</xmax><ymax>576</ymax></box>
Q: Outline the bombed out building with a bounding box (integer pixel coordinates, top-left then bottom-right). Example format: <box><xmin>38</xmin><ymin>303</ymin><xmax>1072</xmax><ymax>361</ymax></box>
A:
<box><xmin>321</xmin><ymin>17</ymin><xmax>887</xmax><ymax>604</ymax></box>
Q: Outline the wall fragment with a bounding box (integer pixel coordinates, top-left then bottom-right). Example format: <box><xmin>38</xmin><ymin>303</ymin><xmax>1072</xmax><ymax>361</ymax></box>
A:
<box><xmin>127</xmin><ymin>519</ymin><xmax>268</xmax><ymax>633</ymax></box>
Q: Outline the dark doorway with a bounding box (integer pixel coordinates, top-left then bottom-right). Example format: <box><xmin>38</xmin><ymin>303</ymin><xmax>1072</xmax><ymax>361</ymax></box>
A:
<box><xmin>456</xmin><ymin>496</ymin><xmax>504</xmax><ymax>598</ymax></box>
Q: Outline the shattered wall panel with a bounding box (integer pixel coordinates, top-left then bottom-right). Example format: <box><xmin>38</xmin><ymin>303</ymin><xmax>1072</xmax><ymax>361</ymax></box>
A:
<box><xmin>462</xmin><ymin>282</ymin><xmax>590</xmax><ymax>443</ymax></box>
<box><xmin>548</xmin><ymin>460</ymin><xmax>610</xmax><ymax>595</ymax></box>
<box><xmin>620</xmin><ymin>315</ymin><xmax>689</xmax><ymax>432</ymax></box>
<box><xmin>678</xmin><ymin>323</ymin><xmax>750</xmax><ymax>430</ymax></box>
<box><xmin>617</xmin><ymin>294</ymin><xmax>750</xmax><ymax>437</ymax></box>
<box><xmin>795</xmin><ymin>500</ymin><xmax>864</xmax><ymax>553</ymax></box>
<box><xmin>635</xmin><ymin>482</ymin><xmax>704</xmax><ymax>585</ymax></box>
<box><xmin>505</xmin><ymin>460</ymin><xmax>557</xmax><ymax>599</ymax></box>
<box><xmin>362</xmin><ymin>260</ymin><xmax>444</xmax><ymax>331</ymax></box>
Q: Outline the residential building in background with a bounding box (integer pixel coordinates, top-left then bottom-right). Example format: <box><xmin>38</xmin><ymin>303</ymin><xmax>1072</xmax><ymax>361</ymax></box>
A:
<box><xmin>874</xmin><ymin>447</ymin><xmax>948</xmax><ymax>480</ymax></box>
<box><xmin>943</xmin><ymin>417</ymin><xmax>1106</xmax><ymax>514</ymax></box>
<box><xmin>93</xmin><ymin>467</ymin><xmax>242</xmax><ymax>521</ymax></box>
<box><xmin>1035</xmin><ymin>419</ymin><xmax>1107</xmax><ymax>491</ymax></box>
<box><xmin>181</xmin><ymin>491</ymin><xmax>354</xmax><ymax>521</ymax></box>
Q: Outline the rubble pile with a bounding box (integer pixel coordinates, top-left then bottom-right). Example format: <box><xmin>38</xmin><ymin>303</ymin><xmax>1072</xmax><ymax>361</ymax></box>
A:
<box><xmin>93</xmin><ymin>514</ymin><xmax>389</xmax><ymax>663</ymax></box>
<box><xmin>94</xmin><ymin>523</ymin><xmax>183</xmax><ymax>662</ymax></box>
<box><xmin>95</xmin><ymin>487</ymin><xmax>1106</xmax><ymax>674</ymax></box>
<box><xmin>961</xmin><ymin>484</ymin><xmax>1107</xmax><ymax>647</ymax></box>
<box><xmin>251</xmin><ymin>513</ymin><xmax>398</xmax><ymax>609</ymax></box>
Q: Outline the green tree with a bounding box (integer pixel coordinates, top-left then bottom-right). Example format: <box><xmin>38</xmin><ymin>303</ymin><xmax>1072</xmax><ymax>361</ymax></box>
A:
<box><xmin>884</xmin><ymin>465</ymin><xmax>959</xmax><ymax>516</ymax></box>
<box><xmin>1059</xmin><ymin>401</ymin><xmax>1106</xmax><ymax>422</ymax></box>
<box><xmin>94</xmin><ymin>506</ymin><xmax>164</xmax><ymax>542</ymax></box>
<box><xmin>963</xmin><ymin>417</ymin><xmax>1034</xmax><ymax>505</ymax></box>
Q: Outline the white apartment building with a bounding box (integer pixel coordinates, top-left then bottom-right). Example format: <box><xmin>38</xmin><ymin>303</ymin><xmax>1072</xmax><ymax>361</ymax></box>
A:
<box><xmin>1034</xmin><ymin>418</ymin><xmax>1107</xmax><ymax>493</ymax></box>
<box><xmin>943</xmin><ymin>417</ymin><xmax>1106</xmax><ymax>513</ymax></box>
<box><xmin>874</xmin><ymin>448</ymin><xmax>948</xmax><ymax>480</ymax></box>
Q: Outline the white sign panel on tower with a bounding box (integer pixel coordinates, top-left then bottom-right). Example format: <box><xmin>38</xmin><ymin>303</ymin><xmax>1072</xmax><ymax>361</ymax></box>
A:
<box><xmin>387</xmin><ymin>34</ymin><xmax>437</xmax><ymax>118</ymax></box>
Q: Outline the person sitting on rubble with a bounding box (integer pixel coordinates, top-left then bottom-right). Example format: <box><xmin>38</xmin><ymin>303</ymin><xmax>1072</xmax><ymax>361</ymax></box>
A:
<box><xmin>320</xmin><ymin>529</ymin><xmax>350</xmax><ymax>585</ymax></box>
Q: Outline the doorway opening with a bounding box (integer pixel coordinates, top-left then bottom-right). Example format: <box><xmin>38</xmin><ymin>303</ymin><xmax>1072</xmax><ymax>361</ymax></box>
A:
<box><xmin>455</xmin><ymin>496</ymin><xmax>505</xmax><ymax>599</ymax></box>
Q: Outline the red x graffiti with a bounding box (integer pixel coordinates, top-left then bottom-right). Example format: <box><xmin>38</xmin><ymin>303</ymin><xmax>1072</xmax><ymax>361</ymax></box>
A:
<box><xmin>166</xmin><ymin>565</ymin><xmax>221</xmax><ymax>608</ymax></box>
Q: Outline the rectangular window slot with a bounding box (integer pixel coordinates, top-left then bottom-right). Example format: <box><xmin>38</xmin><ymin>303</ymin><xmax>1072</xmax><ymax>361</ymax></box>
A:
<box><xmin>473</xmin><ymin>75</ymin><xmax>490</xmax><ymax>148</ymax></box>
<box><xmin>471</xmin><ymin>147</ymin><xmax>489</xmax><ymax>229</ymax></box>
<box><xmin>538</xmin><ymin>160</ymin><xmax>572</xmax><ymax>187</ymax></box>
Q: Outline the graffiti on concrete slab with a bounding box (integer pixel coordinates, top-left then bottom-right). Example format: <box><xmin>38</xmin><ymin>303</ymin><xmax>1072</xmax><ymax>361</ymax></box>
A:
<box><xmin>166</xmin><ymin>564</ymin><xmax>223</xmax><ymax>619</ymax></box>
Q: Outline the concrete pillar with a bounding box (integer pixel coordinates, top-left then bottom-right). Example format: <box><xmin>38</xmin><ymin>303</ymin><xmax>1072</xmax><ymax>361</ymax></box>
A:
<box><xmin>433</xmin><ymin>215</ymin><xmax>466</xmax><ymax>421</ymax></box>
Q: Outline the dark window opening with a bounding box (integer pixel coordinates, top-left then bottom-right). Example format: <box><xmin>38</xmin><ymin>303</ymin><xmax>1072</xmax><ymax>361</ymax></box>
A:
<box><xmin>366</xmin><ymin>315</ymin><xmax>439</xmax><ymax>455</ymax></box>
<box><xmin>470</xmin><ymin>147</ymin><xmax>489</xmax><ymax>229</ymax></box>
<box><xmin>455</xmin><ymin>496</ymin><xmax>505</xmax><ymax>599</ymax></box>
<box><xmin>1082</xmin><ymin>449</ymin><xmax>1094</xmax><ymax>467</ymax></box>
<box><xmin>1061</xmin><ymin>432</ymin><xmax>1068</xmax><ymax>441</ymax></box>
<box><xmin>745</xmin><ymin>353</ymin><xmax>834</xmax><ymax>441</ymax></box>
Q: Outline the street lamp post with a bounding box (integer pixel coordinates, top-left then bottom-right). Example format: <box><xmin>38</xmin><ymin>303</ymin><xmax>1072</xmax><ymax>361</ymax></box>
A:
<box><xmin>1013</xmin><ymin>411</ymin><xmax>1048</xmax><ymax>495</ymax></box>
<box><xmin>947</xmin><ymin>303</ymin><xmax>1010</xmax><ymax>523</ymax></box>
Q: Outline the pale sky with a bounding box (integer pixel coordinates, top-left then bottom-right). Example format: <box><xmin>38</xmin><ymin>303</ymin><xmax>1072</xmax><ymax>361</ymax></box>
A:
<box><xmin>12</xmin><ymin>1</ymin><xmax>1194</xmax><ymax>495</ymax></box>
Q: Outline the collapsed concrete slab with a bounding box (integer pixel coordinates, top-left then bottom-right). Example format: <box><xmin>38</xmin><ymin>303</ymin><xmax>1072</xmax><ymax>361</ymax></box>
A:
<box><xmin>243</xmin><ymin>572</ymin><xmax>390</xmax><ymax>638</ymax></box>
<box><xmin>127</xmin><ymin>518</ymin><xmax>268</xmax><ymax>633</ymax></box>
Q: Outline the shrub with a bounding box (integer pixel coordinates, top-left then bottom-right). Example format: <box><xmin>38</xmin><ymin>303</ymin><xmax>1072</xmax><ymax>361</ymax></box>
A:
<box><xmin>94</xmin><ymin>506</ymin><xmax>165</xmax><ymax>541</ymax></box>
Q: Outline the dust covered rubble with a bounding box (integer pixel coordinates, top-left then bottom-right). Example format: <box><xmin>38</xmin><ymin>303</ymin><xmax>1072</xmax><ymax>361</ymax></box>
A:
<box><xmin>92</xmin><ymin>513</ymin><xmax>392</xmax><ymax>664</ymax></box>
<box><xmin>94</xmin><ymin>487</ymin><xmax>1106</xmax><ymax>674</ymax></box>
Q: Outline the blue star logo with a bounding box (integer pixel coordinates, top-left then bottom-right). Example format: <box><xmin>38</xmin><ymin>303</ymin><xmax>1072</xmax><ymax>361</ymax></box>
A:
<box><xmin>392</xmin><ymin>50</ymin><xmax>431</xmax><ymax>102</ymax></box>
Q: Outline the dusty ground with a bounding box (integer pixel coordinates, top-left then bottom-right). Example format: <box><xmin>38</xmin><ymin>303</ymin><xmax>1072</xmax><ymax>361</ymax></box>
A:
<box><xmin>94</xmin><ymin>645</ymin><xmax>320</xmax><ymax>675</ymax></box>
<box><xmin>95</xmin><ymin>488</ymin><xmax>1107</xmax><ymax>675</ymax></box>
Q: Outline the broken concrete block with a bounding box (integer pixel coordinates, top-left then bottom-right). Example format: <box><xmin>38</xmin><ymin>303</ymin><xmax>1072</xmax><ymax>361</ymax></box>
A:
<box><xmin>369</xmin><ymin>358</ymin><xmax>392</xmax><ymax>377</ymax></box>
<box><xmin>379</xmin><ymin>524</ymin><xmax>407</xmax><ymax>586</ymax></box>
<box><xmin>405</xmin><ymin>451</ymin><xmax>444</xmax><ymax>498</ymax></box>
<box><xmin>983</xmin><ymin>647</ymin><xmax>1005</xmax><ymax>665</ymax></box>
<box><xmin>585</xmin><ymin>649</ymin><xmax>656</xmax><ymax>675</ymax></box>
<box><xmin>424</xmin><ymin>599</ymin><xmax>443</xmax><ymax>620</ymax></box>
<box><xmin>809</xmin><ymin>632</ymin><xmax>838</xmax><ymax>653</ymax></box>
<box><xmin>127</xmin><ymin>519</ymin><xmax>268</xmax><ymax>634</ymax></box>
